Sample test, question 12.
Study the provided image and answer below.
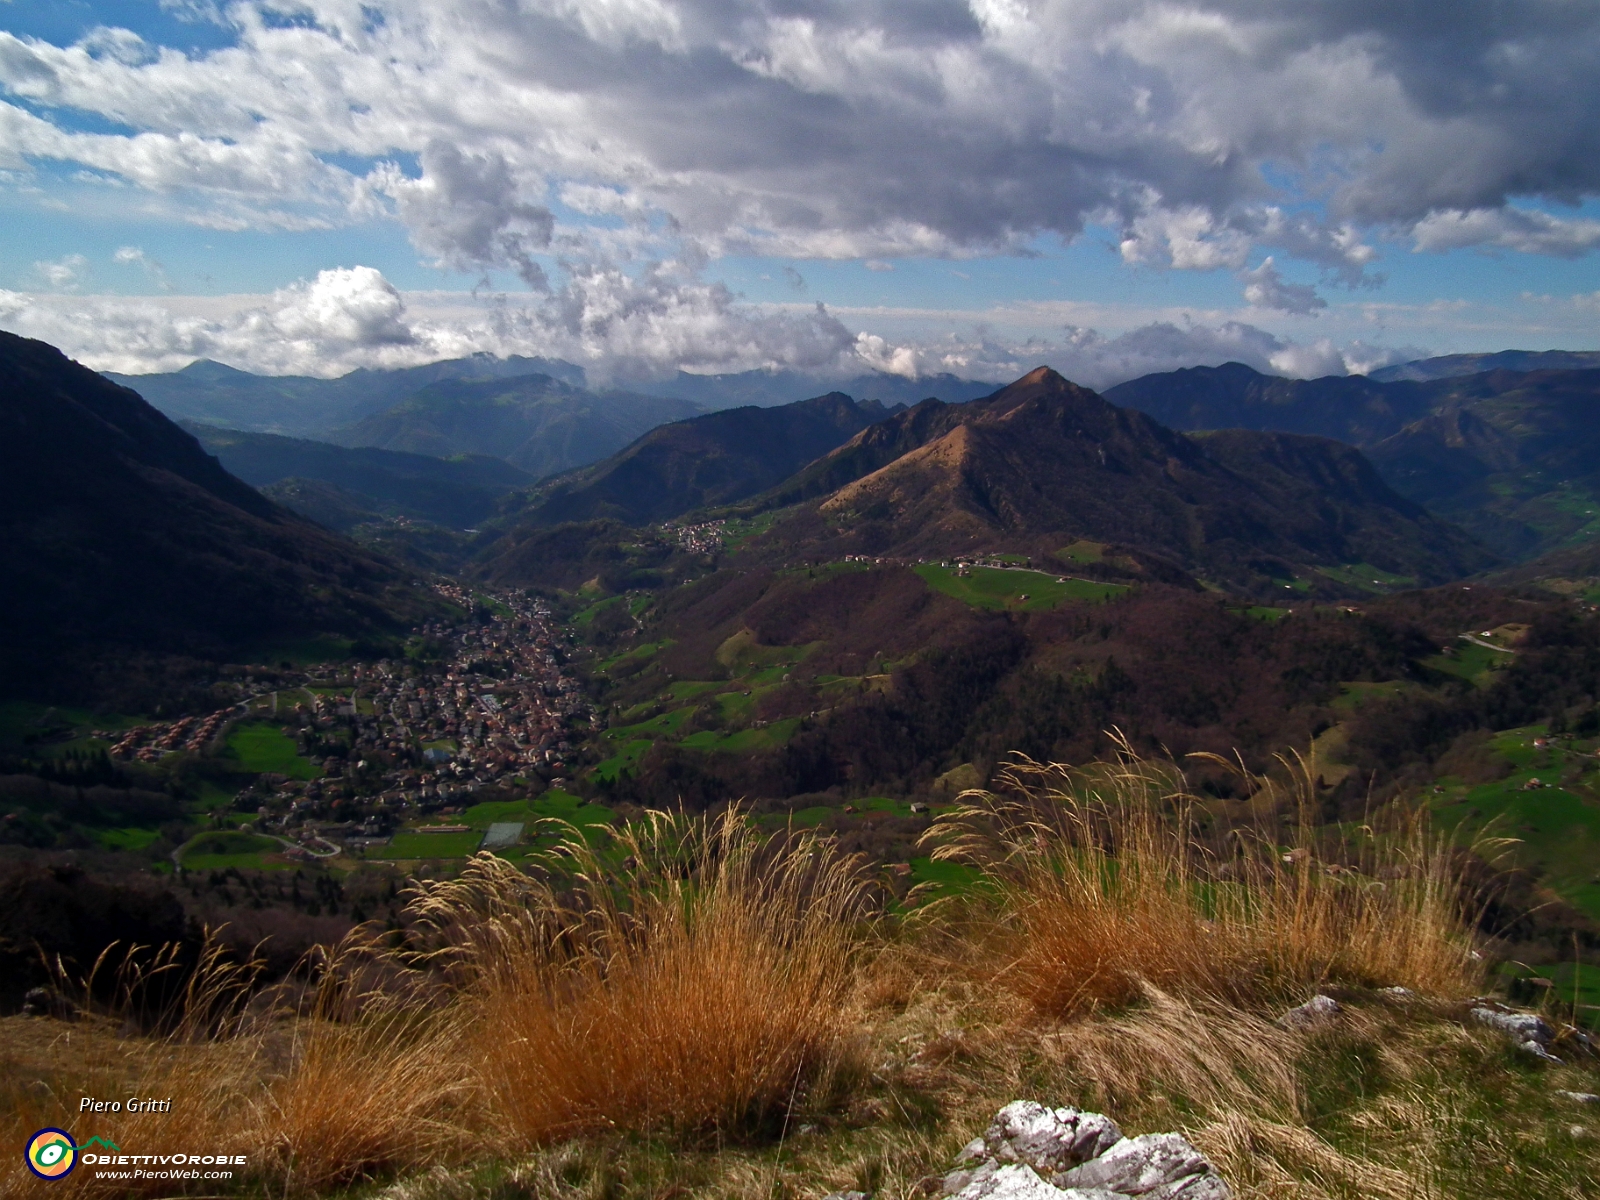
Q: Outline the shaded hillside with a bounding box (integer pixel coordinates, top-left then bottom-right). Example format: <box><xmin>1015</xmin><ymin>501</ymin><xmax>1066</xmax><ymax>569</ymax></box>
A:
<box><xmin>330</xmin><ymin>375</ymin><xmax>702</xmax><ymax>478</ymax></box>
<box><xmin>747</xmin><ymin>368</ymin><xmax>1489</xmax><ymax>594</ymax></box>
<box><xmin>109</xmin><ymin>354</ymin><xmax>584</xmax><ymax>438</ymax></box>
<box><xmin>1366</xmin><ymin>369</ymin><xmax>1600</xmax><ymax>559</ymax></box>
<box><xmin>0</xmin><ymin>333</ymin><xmax>437</xmax><ymax>697</ymax></box>
<box><xmin>186</xmin><ymin>423</ymin><xmax>529</xmax><ymax>530</ymax></box>
<box><xmin>1370</xmin><ymin>349</ymin><xmax>1600</xmax><ymax>383</ymax></box>
<box><xmin>511</xmin><ymin>393</ymin><xmax>899</xmax><ymax>527</ymax></box>
<box><xmin>1102</xmin><ymin>361</ymin><xmax>1435</xmax><ymax>444</ymax></box>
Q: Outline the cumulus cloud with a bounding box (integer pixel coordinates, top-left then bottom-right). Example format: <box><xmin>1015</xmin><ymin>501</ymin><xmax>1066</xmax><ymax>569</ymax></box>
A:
<box><xmin>1240</xmin><ymin>258</ymin><xmax>1326</xmax><ymax>316</ymax></box>
<box><xmin>374</xmin><ymin>142</ymin><xmax>556</xmax><ymax>289</ymax></box>
<box><xmin>112</xmin><ymin>245</ymin><xmax>173</xmax><ymax>289</ymax></box>
<box><xmin>33</xmin><ymin>254</ymin><xmax>87</xmax><ymax>291</ymax></box>
<box><xmin>852</xmin><ymin>318</ymin><xmax>1416</xmax><ymax>391</ymax></box>
<box><xmin>0</xmin><ymin>0</ymin><xmax>1595</xmax><ymax>307</ymax></box>
<box><xmin>0</xmin><ymin>266</ymin><xmax>1420</xmax><ymax>388</ymax></box>
<box><xmin>1411</xmin><ymin>208</ymin><xmax>1600</xmax><ymax>257</ymax></box>
<box><xmin>0</xmin><ymin>263</ymin><xmax>858</xmax><ymax>379</ymax></box>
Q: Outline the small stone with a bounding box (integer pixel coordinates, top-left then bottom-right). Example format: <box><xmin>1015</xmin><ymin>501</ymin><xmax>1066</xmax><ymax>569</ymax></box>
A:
<box><xmin>1471</xmin><ymin>1006</ymin><xmax>1555</xmax><ymax>1048</ymax></box>
<box><xmin>1557</xmin><ymin>1091</ymin><xmax>1600</xmax><ymax>1104</ymax></box>
<box><xmin>822</xmin><ymin>1192</ymin><xmax>869</xmax><ymax>1200</ymax></box>
<box><xmin>1278</xmin><ymin>994</ymin><xmax>1340</xmax><ymax>1029</ymax></box>
<box><xmin>1519</xmin><ymin>1038</ymin><xmax>1563</xmax><ymax>1064</ymax></box>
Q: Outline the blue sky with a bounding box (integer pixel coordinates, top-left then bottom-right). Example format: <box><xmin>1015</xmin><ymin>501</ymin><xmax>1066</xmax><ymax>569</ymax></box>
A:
<box><xmin>2</xmin><ymin>1</ymin><xmax>1597</xmax><ymax>383</ymax></box>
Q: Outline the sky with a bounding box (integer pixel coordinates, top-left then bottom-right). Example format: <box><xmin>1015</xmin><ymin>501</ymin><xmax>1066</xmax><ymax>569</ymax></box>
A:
<box><xmin>0</xmin><ymin>0</ymin><xmax>1598</xmax><ymax>388</ymax></box>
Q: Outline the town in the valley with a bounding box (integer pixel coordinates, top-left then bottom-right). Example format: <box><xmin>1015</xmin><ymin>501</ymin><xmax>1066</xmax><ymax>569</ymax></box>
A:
<box><xmin>100</xmin><ymin>584</ymin><xmax>595</xmax><ymax>857</ymax></box>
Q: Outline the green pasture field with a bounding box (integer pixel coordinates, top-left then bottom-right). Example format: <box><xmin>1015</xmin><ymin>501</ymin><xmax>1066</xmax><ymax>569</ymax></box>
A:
<box><xmin>243</xmin><ymin>636</ymin><xmax>356</xmax><ymax>666</ymax></box>
<box><xmin>908</xmin><ymin>855</ymin><xmax>983</xmax><ymax>896</ymax></box>
<box><xmin>1056</xmin><ymin>540</ymin><xmax>1104</xmax><ymax>564</ymax></box>
<box><xmin>177</xmin><ymin>830</ymin><xmax>282</xmax><ymax>870</ymax></box>
<box><xmin>597</xmin><ymin>639</ymin><xmax>673</xmax><ymax>672</ymax></box>
<box><xmin>574</xmin><ymin>595</ymin><xmax>625</xmax><ymax>627</ymax></box>
<box><xmin>0</xmin><ymin>701</ymin><xmax>142</xmax><ymax>756</ymax></box>
<box><xmin>1424</xmin><ymin>640</ymin><xmax>1509</xmax><ymax>686</ymax></box>
<box><xmin>1240</xmin><ymin>606</ymin><xmax>1290</xmax><ymax>621</ymax></box>
<box><xmin>609</xmin><ymin>707</ymin><xmax>698</xmax><ymax>741</ymax></box>
<box><xmin>596</xmin><ymin>738</ymin><xmax>654</xmax><ymax>782</ymax></box>
<box><xmin>913</xmin><ymin>564</ymin><xmax>1127</xmax><ymax>611</ymax></box>
<box><xmin>1430</xmin><ymin>726</ymin><xmax>1600</xmax><ymax>920</ymax></box>
<box><xmin>98</xmin><ymin>827</ymin><xmax>162</xmax><ymax>851</ymax></box>
<box><xmin>1316</xmin><ymin>562</ymin><xmax>1418</xmax><ymax>592</ymax></box>
<box><xmin>225</xmin><ymin>721</ymin><xmax>323</xmax><ymax>779</ymax></box>
<box><xmin>380</xmin><ymin>830</ymin><xmax>484</xmax><ymax>858</ymax></box>
<box><xmin>1330</xmin><ymin>680</ymin><xmax>1422</xmax><ymax>712</ymax></box>
<box><xmin>378</xmin><ymin>790</ymin><xmax>615</xmax><ymax>858</ymax></box>
<box><xmin>680</xmin><ymin>717</ymin><xmax>801</xmax><ymax>753</ymax></box>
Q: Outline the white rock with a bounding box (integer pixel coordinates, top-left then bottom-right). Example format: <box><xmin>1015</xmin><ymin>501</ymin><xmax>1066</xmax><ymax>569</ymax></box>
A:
<box><xmin>1557</xmin><ymin>1091</ymin><xmax>1600</xmax><ymax>1104</ymax></box>
<box><xmin>1278</xmin><ymin>994</ymin><xmax>1340</xmax><ymax>1029</ymax></box>
<box><xmin>1470</xmin><ymin>1006</ymin><xmax>1553</xmax><ymax>1045</ymax></box>
<box><xmin>947</xmin><ymin>1162</ymin><xmax>1102</xmax><ymax>1200</ymax></box>
<box><xmin>1057</xmin><ymin>1133</ymin><xmax>1215</xmax><ymax>1195</ymax></box>
<box><xmin>942</xmin><ymin>1102</ymin><xmax>1230</xmax><ymax>1200</ymax></box>
<box><xmin>1519</xmin><ymin>1038</ymin><xmax>1563</xmax><ymax>1064</ymax></box>
<box><xmin>983</xmin><ymin>1100</ymin><xmax>1124</xmax><ymax>1173</ymax></box>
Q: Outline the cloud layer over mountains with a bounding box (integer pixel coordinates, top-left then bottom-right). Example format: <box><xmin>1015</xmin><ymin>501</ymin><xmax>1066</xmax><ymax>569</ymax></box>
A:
<box><xmin>2</xmin><ymin>1</ymin><xmax>1597</xmax><ymax>378</ymax></box>
<box><xmin>0</xmin><ymin>265</ymin><xmax>1413</xmax><ymax>390</ymax></box>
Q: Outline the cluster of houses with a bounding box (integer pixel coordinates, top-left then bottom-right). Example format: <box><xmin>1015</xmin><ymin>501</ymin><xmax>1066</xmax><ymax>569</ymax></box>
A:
<box><xmin>103</xmin><ymin>707</ymin><xmax>236</xmax><ymax>762</ymax></box>
<box><xmin>665</xmin><ymin>519</ymin><xmax>726</xmax><ymax>555</ymax></box>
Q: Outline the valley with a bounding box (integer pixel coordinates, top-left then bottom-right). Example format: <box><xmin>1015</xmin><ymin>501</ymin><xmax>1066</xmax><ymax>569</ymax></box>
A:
<box><xmin>4</xmin><ymin>335</ymin><xmax>1600</xmax><ymax>1198</ymax></box>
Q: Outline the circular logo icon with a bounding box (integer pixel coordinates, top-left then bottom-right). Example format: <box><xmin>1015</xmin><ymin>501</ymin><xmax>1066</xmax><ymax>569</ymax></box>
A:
<box><xmin>26</xmin><ymin>1129</ymin><xmax>77</xmax><ymax>1180</ymax></box>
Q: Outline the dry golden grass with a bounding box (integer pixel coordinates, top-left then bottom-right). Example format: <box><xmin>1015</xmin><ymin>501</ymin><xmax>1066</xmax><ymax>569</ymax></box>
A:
<box><xmin>921</xmin><ymin>746</ymin><xmax>1482</xmax><ymax>1018</ymax></box>
<box><xmin>4</xmin><ymin>751</ymin><xmax>1594</xmax><ymax>1199</ymax></box>
<box><xmin>403</xmin><ymin>807</ymin><xmax>871</xmax><ymax>1147</ymax></box>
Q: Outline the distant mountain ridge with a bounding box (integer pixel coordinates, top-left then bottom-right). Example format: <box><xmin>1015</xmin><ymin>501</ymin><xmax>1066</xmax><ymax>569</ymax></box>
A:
<box><xmin>737</xmin><ymin>368</ymin><xmax>1489</xmax><ymax>594</ymax></box>
<box><xmin>328</xmin><ymin>375</ymin><xmax>703</xmax><ymax>479</ymax></box>
<box><xmin>1366</xmin><ymin>368</ymin><xmax>1600</xmax><ymax>559</ymax></box>
<box><xmin>1103</xmin><ymin>360</ymin><xmax>1600</xmax><ymax>562</ymax></box>
<box><xmin>1103</xmin><ymin>362</ymin><xmax>1436</xmax><ymax>446</ymax></box>
<box><xmin>185</xmin><ymin>423</ymin><xmax>531</xmax><ymax>531</ymax></box>
<box><xmin>628</xmin><ymin>368</ymin><xmax>1000</xmax><ymax>409</ymax></box>
<box><xmin>0</xmin><ymin>333</ymin><xmax>437</xmax><ymax>696</ymax></box>
<box><xmin>107</xmin><ymin>354</ymin><xmax>586</xmax><ymax>438</ymax></box>
<box><xmin>1369</xmin><ymin>350</ymin><xmax>1600</xmax><ymax>383</ymax></box>
<box><xmin>511</xmin><ymin>392</ymin><xmax>903</xmax><ymax>528</ymax></box>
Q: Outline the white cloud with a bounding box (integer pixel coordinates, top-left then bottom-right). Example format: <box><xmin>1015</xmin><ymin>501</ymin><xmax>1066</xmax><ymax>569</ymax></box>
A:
<box><xmin>1411</xmin><ymin>207</ymin><xmax>1600</xmax><ymax>257</ymax></box>
<box><xmin>0</xmin><ymin>0</ymin><xmax>1594</xmax><ymax>303</ymax></box>
<box><xmin>33</xmin><ymin>253</ymin><xmax>87</xmax><ymax>291</ymax></box>
<box><xmin>0</xmin><ymin>267</ymin><xmax>1423</xmax><ymax>388</ymax></box>
<box><xmin>1120</xmin><ymin>204</ymin><xmax>1251</xmax><ymax>272</ymax></box>
<box><xmin>1240</xmin><ymin>257</ymin><xmax>1326</xmax><ymax>316</ymax></box>
<box><xmin>849</xmin><ymin>318</ymin><xmax>1417</xmax><ymax>390</ymax></box>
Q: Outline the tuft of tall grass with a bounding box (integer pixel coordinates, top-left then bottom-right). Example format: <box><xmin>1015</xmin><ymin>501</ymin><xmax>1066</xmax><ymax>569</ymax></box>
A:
<box><xmin>922</xmin><ymin>745</ymin><xmax>1482</xmax><ymax>1018</ymax></box>
<box><xmin>402</xmin><ymin>807</ymin><xmax>871</xmax><ymax>1147</ymax></box>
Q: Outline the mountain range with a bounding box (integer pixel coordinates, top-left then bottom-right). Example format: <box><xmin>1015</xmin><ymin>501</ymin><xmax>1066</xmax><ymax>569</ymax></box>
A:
<box><xmin>512</xmin><ymin>392</ymin><xmax>902</xmax><ymax>527</ymax></box>
<box><xmin>1106</xmin><ymin>361</ymin><xmax>1600</xmax><ymax>560</ymax></box>
<box><xmin>0</xmin><ymin>332</ymin><xmax>437</xmax><ymax>697</ymax></box>
<box><xmin>708</xmin><ymin>368</ymin><xmax>1487</xmax><ymax>595</ymax></box>
<box><xmin>325</xmin><ymin>374</ymin><xmax>704</xmax><ymax>478</ymax></box>
<box><xmin>107</xmin><ymin>354</ymin><xmax>585</xmax><ymax>438</ymax></box>
<box><xmin>185</xmin><ymin>423</ymin><xmax>531</xmax><ymax>531</ymax></box>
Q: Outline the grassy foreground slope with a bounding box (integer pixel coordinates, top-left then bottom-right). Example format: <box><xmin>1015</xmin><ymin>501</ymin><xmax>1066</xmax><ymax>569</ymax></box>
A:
<box><xmin>2</xmin><ymin>756</ymin><xmax>1595</xmax><ymax>1200</ymax></box>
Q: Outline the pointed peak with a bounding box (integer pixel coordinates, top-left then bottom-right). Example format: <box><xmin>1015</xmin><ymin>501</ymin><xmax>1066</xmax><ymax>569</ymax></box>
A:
<box><xmin>1018</xmin><ymin>366</ymin><xmax>1066</xmax><ymax>386</ymax></box>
